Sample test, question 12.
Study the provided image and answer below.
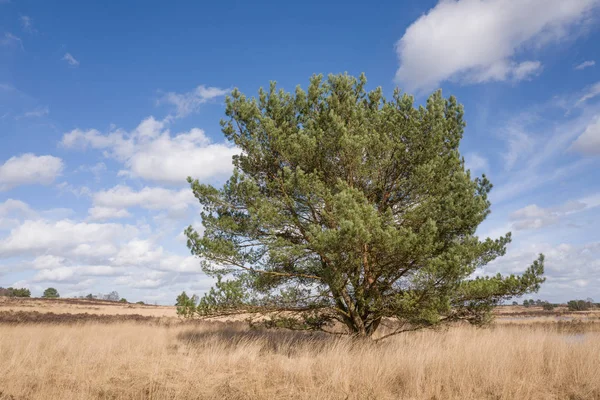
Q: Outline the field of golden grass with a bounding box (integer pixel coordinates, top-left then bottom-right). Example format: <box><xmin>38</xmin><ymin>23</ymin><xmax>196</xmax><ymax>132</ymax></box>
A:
<box><xmin>1</xmin><ymin>298</ymin><xmax>599</xmax><ymax>400</ymax></box>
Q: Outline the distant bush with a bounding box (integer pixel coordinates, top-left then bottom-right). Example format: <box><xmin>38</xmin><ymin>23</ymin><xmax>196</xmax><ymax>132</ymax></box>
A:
<box><xmin>567</xmin><ymin>300</ymin><xmax>592</xmax><ymax>311</ymax></box>
<box><xmin>0</xmin><ymin>287</ymin><xmax>31</xmax><ymax>297</ymax></box>
<box><xmin>136</xmin><ymin>301</ymin><xmax>145</xmax><ymax>305</ymax></box>
<box><xmin>42</xmin><ymin>287</ymin><xmax>60</xmax><ymax>298</ymax></box>
<box><xmin>119</xmin><ymin>298</ymin><xmax>127</xmax><ymax>303</ymax></box>
<box><xmin>542</xmin><ymin>302</ymin><xmax>555</xmax><ymax>311</ymax></box>
<box><xmin>523</xmin><ymin>299</ymin><xmax>533</xmax><ymax>307</ymax></box>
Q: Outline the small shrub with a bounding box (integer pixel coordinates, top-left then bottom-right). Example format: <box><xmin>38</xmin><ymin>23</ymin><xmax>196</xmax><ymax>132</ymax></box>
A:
<box><xmin>176</xmin><ymin>291</ymin><xmax>198</xmax><ymax>318</ymax></box>
<box><xmin>567</xmin><ymin>300</ymin><xmax>592</xmax><ymax>311</ymax></box>
<box><xmin>42</xmin><ymin>288</ymin><xmax>60</xmax><ymax>298</ymax></box>
<box><xmin>542</xmin><ymin>302</ymin><xmax>555</xmax><ymax>311</ymax></box>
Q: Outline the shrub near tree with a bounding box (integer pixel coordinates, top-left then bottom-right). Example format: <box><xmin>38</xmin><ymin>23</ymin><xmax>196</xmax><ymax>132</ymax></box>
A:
<box><xmin>185</xmin><ymin>73</ymin><xmax>545</xmax><ymax>338</ymax></box>
<box><xmin>42</xmin><ymin>287</ymin><xmax>60</xmax><ymax>298</ymax></box>
<box><xmin>176</xmin><ymin>291</ymin><xmax>199</xmax><ymax>318</ymax></box>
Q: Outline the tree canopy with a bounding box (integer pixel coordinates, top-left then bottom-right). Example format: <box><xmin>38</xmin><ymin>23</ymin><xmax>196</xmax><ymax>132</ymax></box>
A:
<box><xmin>42</xmin><ymin>287</ymin><xmax>60</xmax><ymax>299</ymax></box>
<box><xmin>185</xmin><ymin>73</ymin><xmax>545</xmax><ymax>338</ymax></box>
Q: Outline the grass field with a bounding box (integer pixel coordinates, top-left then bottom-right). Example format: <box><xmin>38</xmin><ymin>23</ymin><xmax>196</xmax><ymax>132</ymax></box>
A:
<box><xmin>1</xmin><ymin>298</ymin><xmax>599</xmax><ymax>400</ymax></box>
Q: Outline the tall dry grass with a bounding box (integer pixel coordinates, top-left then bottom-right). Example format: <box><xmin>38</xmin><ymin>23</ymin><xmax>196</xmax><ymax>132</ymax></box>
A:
<box><xmin>1</xmin><ymin>322</ymin><xmax>599</xmax><ymax>400</ymax></box>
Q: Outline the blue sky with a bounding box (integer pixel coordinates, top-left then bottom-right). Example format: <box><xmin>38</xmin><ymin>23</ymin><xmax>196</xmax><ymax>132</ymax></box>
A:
<box><xmin>1</xmin><ymin>0</ymin><xmax>599</xmax><ymax>304</ymax></box>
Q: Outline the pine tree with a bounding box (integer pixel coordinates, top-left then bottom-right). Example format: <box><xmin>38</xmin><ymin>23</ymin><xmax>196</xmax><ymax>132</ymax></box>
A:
<box><xmin>186</xmin><ymin>73</ymin><xmax>545</xmax><ymax>338</ymax></box>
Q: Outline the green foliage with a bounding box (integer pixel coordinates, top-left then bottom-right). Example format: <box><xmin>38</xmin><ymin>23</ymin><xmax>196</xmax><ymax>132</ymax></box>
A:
<box><xmin>0</xmin><ymin>287</ymin><xmax>31</xmax><ymax>297</ymax></box>
<box><xmin>119</xmin><ymin>298</ymin><xmax>128</xmax><ymax>303</ymax></box>
<box><xmin>175</xmin><ymin>291</ymin><xmax>199</xmax><ymax>318</ymax></box>
<box><xmin>196</xmin><ymin>276</ymin><xmax>249</xmax><ymax>316</ymax></box>
<box><xmin>136</xmin><ymin>301</ymin><xmax>145</xmax><ymax>305</ymax></box>
<box><xmin>185</xmin><ymin>73</ymin><xmax>545</xmax><ymax>338</ymax></box>
<box><xmin>542</xmin><ymin>302</ymin><xmax>555</xmax><ymax>311</ymax></box>
<box><xmin>567</xmin><ymin>299</ymin><xmax>592</xmax><ymax>311</ymax></box>
<box><xmin>85</xmin><ymin>294</ymin><xmax>94</xmax><ymax>300</ymax></box>
<box><xmin>42</xmin><ymin>287</ymin><xmax>60</xmax><ymax>298</ymax></box>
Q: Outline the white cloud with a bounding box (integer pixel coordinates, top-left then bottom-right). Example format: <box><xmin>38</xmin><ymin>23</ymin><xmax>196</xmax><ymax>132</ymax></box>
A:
<box><xmin>485</xmin><ymin>241</ymin><xmax>600</xmax><ymax>302</ymax></box>
<box><xmin>501</xmin><ymin>115</ymin><xmax>536</xmax><ymax>171</ymax></box>
<box><xmin>0</xmin><ymin>153</ymin><xmax>64</xmax><ymax>191</ymax></box>
<box><xmin>160</xmin><ymin>85</ymin><xmax>229</xmax><ymax>118</ymax></box>
<box><xmin>62</xmin><ymin>116</ymin><xmax>239</xmax><ymax>184</ymax></box>
<box><xmin>88</xmin><ymin>207</ymin><xmax>132</xmax><ymax>221</ymax></box>
<box><xmin>18</xmin><ymin>106</ymin><xmax>49</xmax><ymax>119</ymax></box>
<box><xmin>511</xmin><ymin>61</ymin><xmax>543</xmax><ymax>81</ymax></box>
<box><xmin>395</xmin><ymin>0</ymin><xmax>599</xmax><ymax>92</ymax></box>
<box><xmin>575</xmin><ymin>82</ymin><xmax>600</xmax><ymax>106</ymax></box>
<box><xmin>33</xmin><ymin>265</ymin><xmax>119</xmax><ymax>282</ymax></box>
<box><xmin>93</xmin><ymin>185</ymin><xmax>195</xmax><ymax>211</ymax></box>
<box><xmin>111</xmin><ymin>239</ymin><xmax>164</xmax><ymax>267</ymax></box>
<box><xmin>0</xmin><ymin>199</ymin><xmax>34</xmax><ymax>230</ymax></box>
<box><xmin>510</xmin><ymin>194</ymin><xmax>600</xmax><ymax>230</ymax></box>
<box><xmin>575</xmin><ymin>60</ymin><xmax>596</xmax><ymax>70</ymax></box>
<box><xmin>464</xmin><ymin>153</ymin><xmax>489</xmax><ymax>174</ymax></box>
<box><xmin>1</xmin><ymin>32</ymin><xmax>23</xmax><ymax>49</ymax></box>
<box><xmin>20</xmin><ymin>16</ymin><xmax>34</xmax><ymax>33</ymax></box>
<box><xmin>62</xmin><ymin>53</ymin><xmax>79</xmax><ymax>67</ymax></box>
<box><xmin>76</xmin><ymin>162</ymin><xmax>106</xmax><ymax>180</ymax></box>
<box><xmin>570</xmin><ymin>115</ymin><xmax>600</xmax><ymax>155</ymax></box>
<box><xmin>0</xmin><ymin>219</ymin><xmax>139</xmax><ymax>258</ymax></box>
<box><xmin>32</xmin><ymin>255</ymin><xmax>66</xmax><ymax>270</ymax></box>
<box><xmin>0</xmin><ymin>199</ymin><xmax>33</xmax><ymax>217</ymax></box>
<box><xmin>56</xmin><ymin>182</ymin><xmax>92</xmax><ymax>198</ymax></box>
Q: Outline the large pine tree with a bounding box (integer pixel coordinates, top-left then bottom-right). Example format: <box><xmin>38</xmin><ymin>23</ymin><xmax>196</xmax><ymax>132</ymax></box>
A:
<box><xmin>186</xmin><ymin>73</ymin><xmax>544</xmax><ymax>338</ymax></box>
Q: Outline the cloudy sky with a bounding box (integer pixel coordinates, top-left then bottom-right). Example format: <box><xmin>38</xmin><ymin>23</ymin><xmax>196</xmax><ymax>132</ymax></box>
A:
<box><xmin>1</xmin><ymin>0</ymin><xmax>599</xmax><ymax>304</ymax></box>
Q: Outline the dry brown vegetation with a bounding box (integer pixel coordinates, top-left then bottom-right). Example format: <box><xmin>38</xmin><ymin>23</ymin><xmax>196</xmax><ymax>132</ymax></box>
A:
<box><xmin>1</xmin><ymin>299</ymin><xmax>599</xmax><ymax>400</ymax></box>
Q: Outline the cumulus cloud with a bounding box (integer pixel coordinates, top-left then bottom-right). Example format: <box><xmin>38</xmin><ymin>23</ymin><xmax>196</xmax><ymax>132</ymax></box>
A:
<box><xmin>61</xmin><ymin>116</ymin><xmax>239</xmax><ymax>184</ymax></box>
<box><xmin>33</xmin><ymin>265</ymin><xmax>119</xmax><ymax>282</ymax></box>
<box><xmin>93</xmin><ymin>185</ymin><xmax>195</xmax><ymax>211</ymax></box>
<box><xmin>0</xmin><ymin>199</ymin><xmax>33</xmax><ymax>217</ymax></box>
<box><xmin>395</xmin><ymin>0</ymin><xmax>598</xmax><ymax>92</ymax></box>
<box><xmin>510</xmin><ymin>194</ymin><xmax>600</xmax><ymax>230</ymax></box>
<box><xmin>0</xmin><ymin>199</ymin><xmax>34</xmax><ymax>230</ymax></box>
<box><xmin>575</xmin><ymin>60</ymin><xmax>596</xmax><ymax>70</ymax></box>
<box><xmin>88</xmin><ymin>207</ymin><xmax>132</xmax><ymax>221</ymax></box>
<box><xmin>0</xmin><ymin>219</ymin><xmax>139</xmax><ymax>259</ymax></box>
<box><xmin>160</xmin><ymin>85</ymin><xmax>229</xmax><ymax>118</ymax></box>
<box><xmin>0</xmin><ymin>153</ymin><xmax>64</xmax><ymax>191</ymax></box>
<box><xmin>485</xmin><ymin>241</ymin><xmax>600</xmax><ymax>301</ymax></box>
<box><xmin>570</xmin><ymin>116</ymin><xmax>600</xmax><ymax>155</ymax></box>
<box><xmin>62</xmin><ymin>53</ymin><xmax>79</xmax><ymax>67</ymax></box>
<box><xmin>0</xmin><ymin>205</ymin><xmax>207</xmax><ymax>296</ymax></box>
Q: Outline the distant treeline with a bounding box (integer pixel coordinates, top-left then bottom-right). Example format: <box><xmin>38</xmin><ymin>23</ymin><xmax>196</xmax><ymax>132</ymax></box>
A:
<box><xmin>0</xmin><ymin>287</ymin><xmax>31</xmax><ymax>297</ymax></box>
<box><xmin>513</xmin><ymin>298</ymin><xmax>598</xmax><ymax>311</ymax></box>
<box><xmin>0</xmin><ymin>287</ymin><xmax>148</xmax><ymax>304</ymax></box>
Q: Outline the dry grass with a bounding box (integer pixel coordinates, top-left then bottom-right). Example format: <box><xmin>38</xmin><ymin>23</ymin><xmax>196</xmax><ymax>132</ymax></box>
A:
<box><xmin>1</xmin><ymin>299</ymin><xmax>600</xmax><ymax>399</ymax></box>
<box><xmin>1</xmin><ymin>322</ymin><xmax>599</xmax><ymax>399</ymax></box>
<box><xmin>0</xmin><ymin>297</ymin><xmax>176</xmax><ymax>318</ymax></box>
